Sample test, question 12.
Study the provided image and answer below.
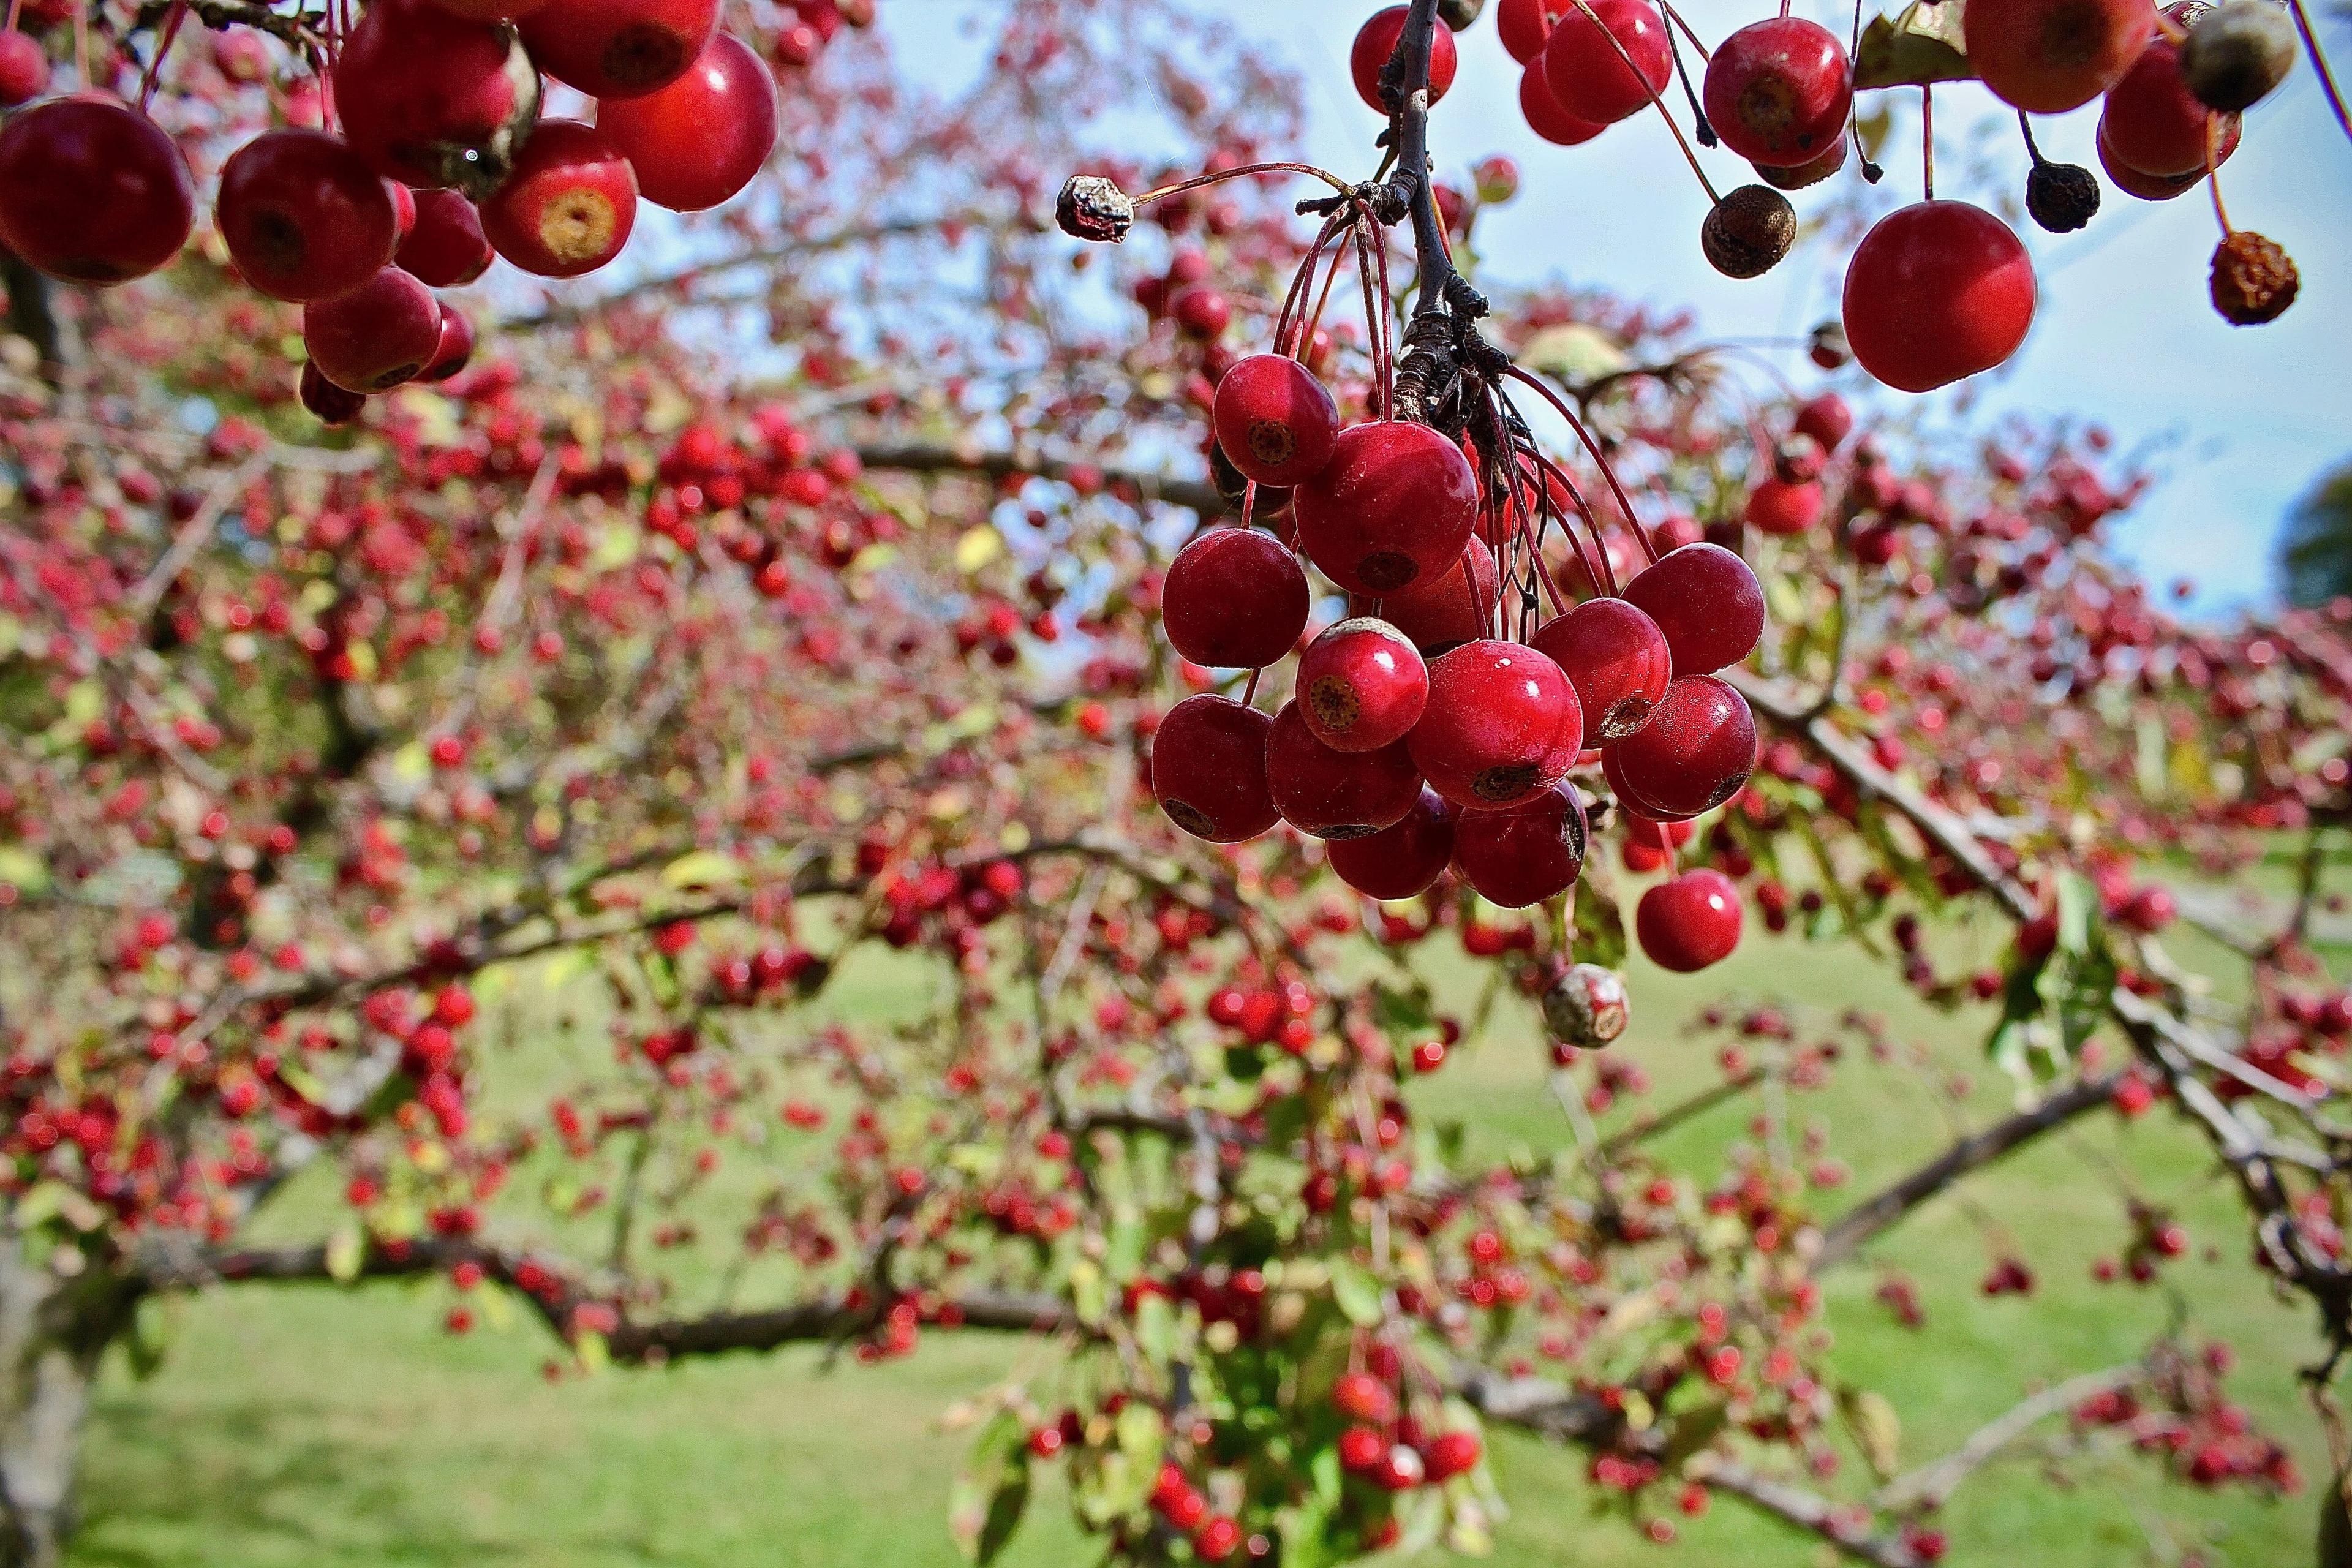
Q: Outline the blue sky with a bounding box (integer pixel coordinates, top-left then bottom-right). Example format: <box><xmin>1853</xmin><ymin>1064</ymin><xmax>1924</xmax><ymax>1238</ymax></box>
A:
<box><xmin>878</xmin><ymin>0</ymin><xmax>2352</xmax><ymax>614</ymax></box>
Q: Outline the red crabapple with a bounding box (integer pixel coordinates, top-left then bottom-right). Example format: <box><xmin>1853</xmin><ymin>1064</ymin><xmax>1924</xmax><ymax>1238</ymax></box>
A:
<box><xmin>398</xmin><ymin>189</ymin><xmax>496</xmax><ymax>287</ymax></box>
<box><xmin>1638</xmin><ymin>870</ymin><xmax>1745</xmax><ymax>971</ymax></box>
<box><xmin>2100</xmin><ymin>34</ymin><xmax>2241</xmax><ymax>177</ymax></box>
<box><xmin>302</xmin><ymin>266</ymin><xmax>444</xmax><ymax>393</ymax></box>
<box><xmin>1327</xmin><ymin>787</ymin><xmax>1458</xmax><ymax>900</ymax></box>
<box><xmin>0</xmin><ymin>31</ymin><xmax>50</xmax><ymax>106</ymax></box>
<box><xmin>1294</xmin><ymin>422</ymin><xmax>1480</xmax><ymax>596</ymax></box>
<box><xmin>1529</xmin><ymin>597</ymin><xmax>1672</xmax><ymax>741</ymax></box>
<box><xmin>1350</xmin><ymin>5</ymin><xmax>1460</xmax><ymax>113</ymax></box>
<box><xmin>1542</xmin><ymin>0</ymin><xmax>1672</xmax><ymax>126</ymax></box>
<box><xmin>1499</xmin><ymin>0</ymin><xmax>1570</xmax><ymax>62</ymax></box>
<box><xmin>1619</xmin><ymin>543</ymin><xmax>1765</xmax><ymax>677</ymax></box>
<box><xmin>597</xmin><ymin>31</ymin><xmax>779</xmax><ymax>212</ymax></box>
<box><xmin>1521</xmin><ymin>55</ymin><xmax>1608</xmax><ymax>145</ymax></box>
<box><xmin>334</xmin><ymin>0</ymin><xmax>542</xmax><ymax>196</ymax></box>
<box><xmin>1371</xmin><ymin>536</ymin><xmax>1501</xmax><ymax>654</ymax></box>
<box><xmin>1702</xmin><ymin>18</ymin><xmax>1853</xmax><ymax>168</ymax></box>
<box><xmin>1409</xmin><ymin>639</ymin><xmax>1584</xmax><ymax>809</ymax></box>
<box><xmin>1152</xmin><ymin>696</ymin><xmax>1280</xmax><ymax>843</ymax></box>
<box><xmin>1161</xmin><ymin>528</ymin><xmax>1310</xmax><ymax>669</ymax></box>
<box><xmin>1452</xmin><ymin>782</ymin><xmax>1589</xmax><ymax>907</ymax></box>
<box><xmin>217</xmin><ymin>130</ymin><xmax>402</xmax><ymax>302</ymax></box>
<box><xmin>1298</xmin><ymin>618</ymin><xmax>1430</xmax><ymax>753</ymax></box>
<box><xmin>299</xmin><ymin>361</ymin><xmax>368</xmax><ymax>426</ymax></box>
<box><xmin>0</xmin><ymin>98</ymin><xmax>194</xmax><ymax>285</ymax></box>
<box><xmin>2096</xmin><ymin>121</ymin><xmax>2204</xmax><ymax>198</ymax></box>
<box><xmin>519</xmin><ymin>0</ymin><xmax>722</xmax><ymax>99</ymax></box>
<box><xmin>1267</xmin><ymin>703</ymin><xmax>1424</xmax><ymax>840</ymax></box>
<box><xmin>1212</xmin><ymin>355</ymin><xmax>1341</xmax><ymax>488</ymax></box>
<box><xmin>1744</xmin><ymin>477</ymin><xmax>1824</xmax><ymax>536</ymax></box>
<box><xmin>480</xmin><ymin>120</ymin><xmax>640</xmax><ymax>277</ymax></box>
<box><xmin>1606</xmin><ymin>675</ymin><xmax>1756</xmax><ymax>819</ymax></box>
<box><xmin>1842</xmin><ymin>202</ymin><xmax>2037</xmax><ymax>394</ymax></box>
<box><xmin>1966</xmin><ymin>0</ymin><xmax>2154</xmax><ymax>113</ymax></box>
<box><xmin>421</xmin><ymin>303</ymin><xmax>476</xmax><ymax>382</ymax></box>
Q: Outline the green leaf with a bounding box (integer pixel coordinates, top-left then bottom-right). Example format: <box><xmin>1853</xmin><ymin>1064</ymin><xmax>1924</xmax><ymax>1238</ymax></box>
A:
<box><xmin>1134</xmin><ymin>1289</ymin><xmax>1178</xmax><ymax>1367</ymax></box>
<box><xmin>325</xmin><ymin>1224</ymin><xmax>365</xmax><ymax>1284</ymax></box>
<box><xmin>1838</xmin><ymin>1387</ymin><xmax>1904</xmax><ymax>1481</ymax></box>
<box><xmin>1330</xmin><ymin>1260</ymin><xmax>1384</xmax><ymax>1327</ymax></box>
<box><xmin>951</xmin><ymin>1411</ymin><xmax>1033</xmax><ymax>1564</ymax></box>
<box><xmin>660</xmin><ymin>850</ymin><xmax>741</xmax><ymax>890</ymax></box>
<box><xmin>1572</xmin><ymin>870</ymin><xmax>1627</xmax><ymax>971</ymax></box>
<box><xmin>1853</xmin><ymin>0</ymin><xmax>1973</xmax><ymax>91</ymax></box>
<box><xmin>126</xmin><ymin>1295</ymin><xmax>172</xmax><ymax>1381</ymax></box>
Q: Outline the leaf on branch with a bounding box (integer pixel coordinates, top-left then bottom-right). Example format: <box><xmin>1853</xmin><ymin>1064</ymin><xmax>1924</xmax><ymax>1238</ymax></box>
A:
<box><xmin>1853</xmin><ymin>0</ymin><xmax>1975</xmax><ymax>91</ymax></box>
<box><xmin>1515</xmin><ymin>322</ymin><xmax>1629</xmax><ymax>384</ymax></box>
<box><xmin>1836</xmin><ymin>1385</ymin><xmax>1904</xmax><ymax>1480</ymax></box>
<box><xmin>951</xmin><ymin>1410</ymin><xmax>1033</xmax><ymax>1564</ymax></box>
<box><xmin>1330</xmin><ymin>1259</ymin><xmax>1385</xmax><ymax>1327</ymax></box>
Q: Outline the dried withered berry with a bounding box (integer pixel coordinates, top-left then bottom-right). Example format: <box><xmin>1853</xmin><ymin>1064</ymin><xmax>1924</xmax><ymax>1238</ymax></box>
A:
<box><xmin>2210</xmin><ymin>229</ymin><xmax>2299</xmax><ymax>325</ymax></box>
<box><xmin>2026</xmin><ymin>160</ymin><xmax>2101</xmax><ymax>233</ymax></box>
<box><xmin>1543</xmin><ymin>963</ymin><xmax>1630</xmax><ymax>1049</ymax></box>
<box><xmin>1056</xmin><ymin>174</ymin><xmax>1134</xmax><ymax>243</ymax></box>
<box><xmin>1701</xmin><ymin>184</ymin><xmax>1796</xmax><ymax>279</ymax></box>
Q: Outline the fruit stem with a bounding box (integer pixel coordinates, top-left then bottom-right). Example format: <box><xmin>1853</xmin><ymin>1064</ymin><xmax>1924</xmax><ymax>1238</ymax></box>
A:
<box><xmin>2015</xmin><ymin>110</ymin><xmax>2046</xmax><ymax>169</ymax></box>
<box><xmin>1657</xmin><ymin>1</ymin><xmax>1713</xmax><ymax>61</ymax></box>
<box><xmin>2283</xmin><ymin>0</ymin><xmax>2352</xmax><ymax>152</ymax></box>
<box><xmin>3</xmin><ymin>0</ymin><xmax>21</xmax><ymax>31</ymax></box>
<box><xmin>72</xmin><ymin>0</ymin><xmax>88</xmax><ymax>90</ymax></box>
<box><xmin>2205</xmin><ymin>128</ymin><xmax>2234</xmax><ymax>236</ymax></box>
<box><xmin>137</xmin><ymin>0</ymin><xmax>189</xmax><ymax>112</ymax></box>
<box><xmin>1134</xmin><ymin>161</ymin><xmax>1354</xmax><ymax>207</ymax></box>
<box><xmin>1663</xmin><ymin>16</ymin><xmax>1718</xmax><ymax>148</ymax></box>
<box><xmin>1503</xmin><ymin>365</ymin><xmax>1662</xmax><ymax>568</ymax></box>
<box><xmin>1570</xmin><ymin>0</ymin><xmax>1722</xmax><ymax>203</ymax></box>
<box><xmin>1352</xmin><ymin>216</ymin><xmax>1396</xmax><ymax>422</ymax></box>
<box><xmin>1920</xmin><ymin>83</ymin><xmax>1936</xmax><ymax>199</ymax></box>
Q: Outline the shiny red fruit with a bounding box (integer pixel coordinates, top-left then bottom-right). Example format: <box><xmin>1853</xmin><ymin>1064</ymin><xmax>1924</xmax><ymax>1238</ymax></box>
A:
<box><xmin>1543</xmin><ymin>0</ymin><xmax>1672</xmax><ymax>126</ymax></box>
<box><xmin>397</xmin><ymin>189</ymin><xmax>496</xmax><ymax>286</ymax></box>
<box><xmin>1638</xmin><ymin>870</ymin><xmax>1744</xmax><ymax>971</ymax></box>
<box><xmin>1161</xmin><ymin>527</ymin><xmax>1310</xmax><ymax>669</ymax></box>
<box><xmin>2100</xmin><ymin>35</ymin><xmax>2240</xmax><ymax>177</ymax></box>
<box><xmin>1794</xmin><ymin>392</ymin><xmax>1852</xmax><ymax>450</ymax></box>
<box><xmin>1267</xmin><ymin>703</ymin><xmax>1423</xmax><ymax>840</ymax></box>
<box><xmin>0</xmin><ymin>98</ymin><xmax>194</xmax><ymax>285</ymax></box>
<box><xmin>520</xmin><ymin>0</ymin><xmax>721</xmax><ymax>98</ymax></box>
<box><xmin>430</xmin><ymin>0</ymin><xmax>550</xmax><ymax>15</ymax></box>
<box><xmin>299</xmin><ymin>361</ymin><xmax>368</xmax><ymax>426</ymax></box>
<box><xmin>420</xmin><ymin>301</ymin><xmax>475</xmax><ymax>381</ymax></box>
<box><xmin>1499</xmin><ymin>0</ymin><xmax>1570</xmax><ymax>63</ymax></box>
<box><xmin>1530</xmin><ymin>597</ymin><xmax>1672</xmax><ymax>742</ymax></box>
<box><xmin>1327</xmin><ymin>787</ymin><xmax>1458</xmax><ymax>900</ymax></box>
<box><xmin>1212</xmin><ymin>354</ymin><xmax>1341</xmax><ymax>487</ymax></box>
<box><xmin>1152</xmin><ymin>696</ymin><xmax>1278</xmax><ymax>843</ymax></box>
<box><xmin>597</xmin><ymin>31</ymin><xmax>779</xmax><ymax>211</ymax></box>
<box><xmin>480</xmin><ymin>120</ymin><xmax>639</xmax><ymax>277</ymax></box>
<box><xmin>0</xmin><ymin>31</ymin><xmax>51</xmax><ymax>106</ymax></box>
<box><xmin>1424</xmin><ymin>1430</ymin><xmax>1483</xmax><ymax>1481</ymax></box>
<box><xmin>1409</xmin><ymin>639</ymin><xmax>1583</xmax><ymax>809</ymax></box>
<box><xmin>217</xmin><ymin>130</ymin><xmax>401</xmax><ymax>302</ymax></box>
<box><xmin>2095</xmin><ymin>121</ymin><xmax>2204</xmax><ymax>198</ymax></box>
<box><xmin>1294</xmin><ymin>421</ymin><xmax>1479</xmax><ymax>597</ymax></box>
<box><xmin>335</xmin><ymin>0</ymin><xmax>541</xmax><ymax>196</ymax></box>
<box><xmin>1298</xmin><ymin>618</ymin><xmax>1429</xmax><ymax>753</ymax></box>
<box><xmin>1369</xmin><ymin>535</ymin><xmax>1499</xmax><ymax>654</ymax></box>
<box><xmin>1453</xmin><ymin>782</ymin><xmax>1589</xmax><ymax>908</ymax></box>
<box><xmin>1702</xmin><ymin>18</ymin><xmax>1852</xmax><ymax>167</ymax></box>
<box><xmin>1521</xmin><ymin>55</ymin><xmax>1608</xmax><ymax>145</ymax></box>
<box><xmin>1842</xmin><ymin>202</ymin><xmax>2037</xmax><ymax>394</ymax></box>
<box><xmin>1966</xmin><ymin>0</ymin><xmax>2153</xmax><ymax>113</ymax></box>
<box><xmin>1606</xmin><ymin>675</ymin><xmax>1756</xmax><ymax>819</ymax></box>
<box><xmin>1619</xmin><ymin>543</ymin><xmax>1765</xmax><ymax>677</ymax></box>
<box><xmin>1744</xmin><ymin>477</ymin><xmax>1823</xmax><ymax>536</ymax></box>
<box><xmin>1350</xmin><ymin>5</ymin><xmax>1460</xmax><ymax>113</ymax></box>
<box><xmin>302</xmin><ymin>266</ymin><xmax>443</xmax><ymax>393</ymax></box>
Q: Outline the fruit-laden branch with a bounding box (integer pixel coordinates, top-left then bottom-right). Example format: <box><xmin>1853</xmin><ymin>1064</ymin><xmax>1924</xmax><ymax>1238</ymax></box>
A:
<box><xmin>1814</xmin><ymin>1071</ymin><xmax>2127</xmax><ymax>1271</ymax></box>
<box><xmin>1732</xmin><ymin>671</ymin><xmax>2352</xmax><ymax>1360</ymax></box>
<box><xmin>856</xmin><ymin>441</ymin><xmax>1226</xmax><ymax>515</ymax></box>
<box><xmin>1460</xmin><ymin>1376</ymin><xmax>1928</xmax><ymax>1568</ymax></box>
<box><xmin>128</xmin><ymin>0</ymin><xmax>325</xmax><ymax>48</ymax></box>
<box><xmin>138</xmin><ymin>1238</ymin><xmax>1076</xmax><ymax>1362</ymax></box>
<box><xmin>1598</xmin><ymin>1063</ymin><xmax>1766</xmax><ymax>1158</ymax></box>
<box><xmin>1872</xmin><ymin>1360</ymin><xmax>2148</xmax><ymax>1512</ymax></box>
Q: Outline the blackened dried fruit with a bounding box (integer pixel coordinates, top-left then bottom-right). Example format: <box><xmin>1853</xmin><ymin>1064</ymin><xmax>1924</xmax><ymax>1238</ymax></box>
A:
<box><xmin>2026</xmin><ymin>160</ymin><xmax>2101</xmax><ymax>233</ymax></box>
<box><xmin>1701</xmin><ymin>184</ymin><xmax>1796</xmax><ymax>279</ymax></box>
<box><xmin>2211</xmin><ymin>229</ymin><xmax>2299</xmax><ymax>324</ymax></box>
<box><xmin>1056</xmin><ymin>174</ymin><xmax>1134</xmax><ymax>243</ymax></box>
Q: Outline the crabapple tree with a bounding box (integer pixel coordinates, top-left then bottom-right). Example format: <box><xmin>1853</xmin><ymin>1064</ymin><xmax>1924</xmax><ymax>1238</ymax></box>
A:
<box><xmin>0</xmin><ymin>2</ymin><xmax>2349</xmax><ymax>1567</ymax></box>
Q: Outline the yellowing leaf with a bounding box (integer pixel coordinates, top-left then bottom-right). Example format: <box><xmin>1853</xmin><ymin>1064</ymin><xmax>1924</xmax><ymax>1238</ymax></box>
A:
<box><xmin>1515</xmin><ymin>322</ymin><xmax>1629</xmax><ymax>384</ymax></box>
<box><xmin>660</xmin><ymin>850</ymin><xmax>742</xmax><ymax>890</ymax></box>
<box><xmin>1853</xmin><ymin>0</ymin><xmax>1973</xmax><ymax>90</ymax></box>
<box><xmin>956</xmin><ymin>525</ymin><xmax>1005</xmax><ymax>575</ymax></box>
<box><xmin>325</xmin><ymin>1224</ymin><xmax>364</xmax><ymax>1284</ymax></box>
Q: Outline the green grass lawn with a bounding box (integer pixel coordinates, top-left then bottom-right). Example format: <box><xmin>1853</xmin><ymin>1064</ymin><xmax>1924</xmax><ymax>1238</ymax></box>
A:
<box><xmin>69</xmin><ymin>886</ymin><xmax>2345</xmax><ymax>1567</ymax></box>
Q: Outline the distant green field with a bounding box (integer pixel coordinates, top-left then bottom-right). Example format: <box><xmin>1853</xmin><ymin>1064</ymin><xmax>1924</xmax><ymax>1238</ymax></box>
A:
<box><xmin>69</xmin><ymin>880</ymin><xmax>2344</xmax><ymax>1567</ymax></box>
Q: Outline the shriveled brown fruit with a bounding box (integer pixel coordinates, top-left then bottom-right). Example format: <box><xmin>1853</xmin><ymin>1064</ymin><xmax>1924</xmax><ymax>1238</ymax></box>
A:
<box><xmin>2211</xmin><ymin>229</ymin><xmax>2299</xmax><ymax>325</ymax></box>
<box><xmin>1702</xmin><ymin>184</ymin><xmax>1796</xmax><ymax>278</ymax></box>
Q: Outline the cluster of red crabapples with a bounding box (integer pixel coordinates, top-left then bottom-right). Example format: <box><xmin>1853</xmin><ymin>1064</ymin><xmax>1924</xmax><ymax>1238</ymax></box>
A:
<box><xmin>1147</xmin><ymin>345</ymin><xmax>1766</xmax><ymax>984</ymax></box>
<box><xmin>1346</xmin><ymin>0</ymin><xmax>2302</xmax><ymax>397</ymax></box>
<box><xmin>0</xmin><ymin>0</ymin><xmax>862</xmax><ymax>416</ymax></box>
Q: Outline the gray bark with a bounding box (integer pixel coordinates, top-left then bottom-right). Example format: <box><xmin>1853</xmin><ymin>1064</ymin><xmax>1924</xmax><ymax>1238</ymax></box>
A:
<box><xmin>0</xmin><ymin>1246</ymin><xmax>131</xmax><ymax>1568</ymax></box>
